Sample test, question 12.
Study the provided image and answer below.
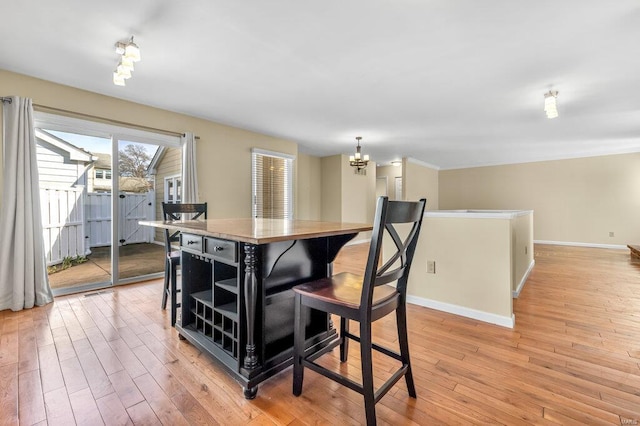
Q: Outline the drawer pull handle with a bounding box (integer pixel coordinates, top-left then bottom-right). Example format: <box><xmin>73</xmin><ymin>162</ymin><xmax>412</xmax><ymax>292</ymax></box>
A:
<box><xmin>213</xmin><ymin>246</ymin><xmax>224</xmax><ymax>252</ymax></box>
<box><xmin>187</xmin><ymin>240</ymin><xmax>198</xmax><ymax>245</ymax></box>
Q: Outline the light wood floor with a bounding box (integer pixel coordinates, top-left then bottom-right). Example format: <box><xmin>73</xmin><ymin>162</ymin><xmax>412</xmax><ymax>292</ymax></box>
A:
<box><xmin>1</xmin><ymin>244</ymin><xmax>640</xmax><ymax>425</ymax></box>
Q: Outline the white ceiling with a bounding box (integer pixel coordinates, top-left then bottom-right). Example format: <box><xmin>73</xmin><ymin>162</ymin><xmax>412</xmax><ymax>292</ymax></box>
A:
<box><xmin>2</xmin><ymin>1</ymin><xmax>640</xmax><ymax>169</ymax></box>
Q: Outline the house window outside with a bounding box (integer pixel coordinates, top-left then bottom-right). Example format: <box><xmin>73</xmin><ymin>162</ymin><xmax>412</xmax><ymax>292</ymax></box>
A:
<box><xmin>105</xmin><ymin>170</ymin><xmax>112</xmax><ymax>180</ymax></box>
<box><xmin>95</xmin><ymin>169</ymin><xmax>104</xmax><ymax>179</ymax></box>
<box><xmin>252</xmin><ymin>149</ymin><xmax>294</xmax><ymax>219</ymax></box>
<box><xmin>165</xmin><ymin>175</ymin><xmax>182</xmax><ymax>203</ymax></box>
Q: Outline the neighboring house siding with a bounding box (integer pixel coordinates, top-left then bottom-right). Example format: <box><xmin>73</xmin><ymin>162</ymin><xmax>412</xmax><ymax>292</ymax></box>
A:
<box><xmin>153</xmin><ymin>147</ymin><xmax>181</xmax><ymax>243</ymax></box>
<box><xmin>35</xmin><ymin>131</ymin><xmax>94</xmax><ymax>265</ymax></box>
<box><xmin>91</xmin><ymin>173</ymin><xmax>112</xmax><ymax>192</ymax></box>
<box><xmin>36</xmin><ymin>142</ymin><xmax>88</xmax><ymax>189</ymax></box>
<box><xmin>87</xmin><ymin>153</ymin><xmax>112</xmax><ymax>192</ymax></box>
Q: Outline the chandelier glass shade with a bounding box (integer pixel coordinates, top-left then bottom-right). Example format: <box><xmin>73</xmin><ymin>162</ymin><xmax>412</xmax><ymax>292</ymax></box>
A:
<box><xmin>349</xmin><ymin>136</ymin><xmax>370</xmax><ymax>171</ymax></box>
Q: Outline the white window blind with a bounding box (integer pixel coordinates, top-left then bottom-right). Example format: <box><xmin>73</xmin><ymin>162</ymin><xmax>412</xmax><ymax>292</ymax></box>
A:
<box><xmin>252</xmin><ymin>149</ymin><xmax>294</xmax><ymax>219</ymax></box>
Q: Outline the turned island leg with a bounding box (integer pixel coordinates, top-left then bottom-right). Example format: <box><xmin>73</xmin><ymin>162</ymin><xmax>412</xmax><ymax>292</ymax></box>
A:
<box><xmin>243</xmin><ymin>244</ymin><xmax>258</xmax><ymax>370</ymax></box>
<box><xmin>242</xmin><ymin>244</ymin><xmax>259</xmax><ymax>399</ymax></box>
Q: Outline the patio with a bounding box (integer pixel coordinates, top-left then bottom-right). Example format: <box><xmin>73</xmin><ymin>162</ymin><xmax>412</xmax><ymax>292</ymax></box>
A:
<box><xmin>48</xmin><ymin>243</ymin><xmax>166</xmax><ymax>290</ymax></box>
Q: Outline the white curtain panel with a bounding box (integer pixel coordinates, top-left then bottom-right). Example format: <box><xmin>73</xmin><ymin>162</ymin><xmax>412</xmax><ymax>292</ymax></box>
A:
<box><xmin>181</xmin><ymin>132</ymin><xmax>199</xmax><ymax>203</ymax></box>
<box><xmin>0</xmin><ymin>96</ymin><xmax>53</xmax><ymax>311</ymax></box>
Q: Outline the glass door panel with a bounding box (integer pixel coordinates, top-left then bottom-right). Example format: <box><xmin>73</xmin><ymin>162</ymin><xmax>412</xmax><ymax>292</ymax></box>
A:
<box><xmin>38</xmin><ymin>129</ymin><xmax>113</xmax><ymax>294</ymax></box>
<box><xmin>116</xmin><ymin>139</ymin><xmax>167</xmax><ymax>283</ymax></box>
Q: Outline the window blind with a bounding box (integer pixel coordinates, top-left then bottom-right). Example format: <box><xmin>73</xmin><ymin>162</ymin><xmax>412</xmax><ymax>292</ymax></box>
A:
<box><xmin>252</xmin><ymin>149</ymin><xmax>294</xmax><ymax>219</ymax></box>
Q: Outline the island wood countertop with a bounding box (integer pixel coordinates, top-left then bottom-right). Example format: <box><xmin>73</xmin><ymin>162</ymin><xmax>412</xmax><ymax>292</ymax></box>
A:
<box><xmin>140</xmin><ymin>218</ymin><xmax>372</xmax><ymax>245</ymax></box>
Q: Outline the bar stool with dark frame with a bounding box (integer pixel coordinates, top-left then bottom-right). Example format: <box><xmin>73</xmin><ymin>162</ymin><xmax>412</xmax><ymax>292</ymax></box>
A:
<box><xmin>161</xmin><ymin>202</ymin><xmax>207</xmax><ymax>326</ymax></box>
<box><xmin>292</xmin><ymin>196</ymin><xmax>426</xmax><ymax>426</ymax></box>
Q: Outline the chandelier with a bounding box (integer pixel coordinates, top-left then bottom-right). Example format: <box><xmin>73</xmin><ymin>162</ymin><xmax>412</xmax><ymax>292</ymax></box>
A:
<box><xmin>349</xmin><ymin>136</ymin><xmax>370</xmax><ymax>172</ymax></box>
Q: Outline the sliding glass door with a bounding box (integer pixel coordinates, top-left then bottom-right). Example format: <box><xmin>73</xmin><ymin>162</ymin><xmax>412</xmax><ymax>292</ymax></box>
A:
<box><xmin>35</xmin><ymin>112</ymin><xmax>181</xmax><ymax>295</ymax></box>
<box><xmin>115</xmin><ymin>138</ymin><xmax>165</xmax><ymax>284</ymax></box>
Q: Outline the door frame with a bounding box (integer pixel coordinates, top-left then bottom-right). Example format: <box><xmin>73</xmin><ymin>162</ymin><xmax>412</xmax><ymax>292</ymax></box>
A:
<box><xmin>35</xmin><ymin>112</ymin><xmax>181</xmax><ymax>291</ymax></box>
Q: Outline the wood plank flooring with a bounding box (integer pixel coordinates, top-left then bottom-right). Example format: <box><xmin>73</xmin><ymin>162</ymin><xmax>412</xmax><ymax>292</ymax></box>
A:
<box><xmin>1</xmin><ymin>243</ymin><xmax>640</xmax><ymax>425</ymax></box>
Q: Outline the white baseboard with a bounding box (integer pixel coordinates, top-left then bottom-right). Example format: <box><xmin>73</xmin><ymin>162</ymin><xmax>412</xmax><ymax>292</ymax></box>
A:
<box><xmin>534</xmin><ymin>240</ymin><xmax>627</xmax><ymax>250</ymax></box>
<box><xmin>406</xmin><ymin>295</ymin><xmax>515</xmax><ymax>329</ymax></box>
<box><xmin>512</xmin><ymin>259</ymin><xmax>535</xmax><ymax>298</ymax></box>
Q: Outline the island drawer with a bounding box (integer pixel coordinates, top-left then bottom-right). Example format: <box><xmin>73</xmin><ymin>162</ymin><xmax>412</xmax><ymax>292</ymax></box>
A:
<box><xmin>205</xmin><ymin>237</ymin><xmax>237</xmax><ymax>263</ymax></box>
<box><xmin>180</xmin><ymin>233</ymin><xmax>203</xmax><ymax>251</ymax></box>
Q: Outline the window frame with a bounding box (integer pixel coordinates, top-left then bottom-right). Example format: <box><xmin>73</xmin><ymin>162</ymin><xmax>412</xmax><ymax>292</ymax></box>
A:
<box><xmin>251</xmin><ymin>148</ymin><xmax>294</xmax><ymax>219</ymax></box>
<box><xmin>164</xmin><ymin>174</ymin><xmax>182</xmax><ymax>203</ymax></box>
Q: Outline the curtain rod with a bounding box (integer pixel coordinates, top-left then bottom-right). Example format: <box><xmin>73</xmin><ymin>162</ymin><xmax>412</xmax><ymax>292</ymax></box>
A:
<box><xmin>34</xmin><ymin>104</ymin><xmax>200</xmax><ymax>139</ymax></box>
<box><xmin>0</xmin><ymin>99</ymin><xmax>199</xmax><ymax>139</ymax></box>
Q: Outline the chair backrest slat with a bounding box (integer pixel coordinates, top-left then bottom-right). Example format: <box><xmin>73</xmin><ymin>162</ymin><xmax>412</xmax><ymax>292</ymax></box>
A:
<box><xmin>360</xmin><ymin>197</ymin><xmax>426</xmax><ymax>313</ymax></box>
<box><xmin>161</xmin><ymin>202</ymin><xmax>208</xmax><ymax>251</ymax></box>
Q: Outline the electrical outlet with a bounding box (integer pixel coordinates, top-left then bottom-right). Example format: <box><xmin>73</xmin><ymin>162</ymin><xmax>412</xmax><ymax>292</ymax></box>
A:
<box><xmin>427</xmin><ymin>260</ymin><xmax>436</xmax><ymax>274</ymax></box>
<box><xmin>609</xmin><ymin>231</ymin><xmax>615</xmax><ymax>237</ymax></box>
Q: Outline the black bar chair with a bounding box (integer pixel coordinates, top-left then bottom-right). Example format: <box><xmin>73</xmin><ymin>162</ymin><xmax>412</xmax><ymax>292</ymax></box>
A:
<box><xmin>292</xmin><ymin>196</ymin><xmax>426</xmax><ymax>425</ymax></box>
<box><xmin>161</xmin><ymin>202</ymin><xmax>207</xmax><ymax>326</ymax></box>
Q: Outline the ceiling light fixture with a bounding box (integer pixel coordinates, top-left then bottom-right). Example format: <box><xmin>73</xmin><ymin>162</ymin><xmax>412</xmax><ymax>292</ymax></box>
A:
<box><xmin>349</xmin><ymin>136</ymin><xmax>370</xmax><ymax>173</ymax></box>
<box><xmin>116</xmin><ymin>60</ymin><xmax>132</xmax><ymax>79</ymax></box>
<box><xmin>112</xmin><ymin>72</ymin><xmax>126</xmax><ymax>86</ymax></box>
<box><xmin>113</xmin><ymin>37</ymin><xmax>141</xmax><ymax>86</ymax></box>
<box><xmin>390</xmin><ymin>160</ymin><xmax>402</xmax><ymax>167</ymax></box>
<box><xmin>544</xmin><ymin>90</ymin><xmax>558</xmax><ymax>119</ymax></box>
<box><xmin>120</xmin><ymin>56</ymin><xmax>135</xmax><ymax>71</ymax></box>
<box><xmin>124</xmin><ymin>38</ymin><xmax>141</xmax><ymax>62</ymax></box>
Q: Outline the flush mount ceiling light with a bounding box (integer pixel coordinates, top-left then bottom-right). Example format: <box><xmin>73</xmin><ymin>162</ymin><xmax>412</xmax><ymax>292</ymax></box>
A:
<box><xmin>113</xmin><ymin>37</ymin><xmax>141</xmax><ymax>86</ymax></box>
<box><xmin>349</xmin><ymin>136</ymin><xmax>370</xmax><ymax>174</ymax></box>
<box><xmin>390</xmin><ymin>160</ymin><xmax>402</xmax><ymax>167</ymax></box>
<box><xmin>544</xmin><ymin>90</ymin><xmax>558</xmax><ymax>119</ymax></box>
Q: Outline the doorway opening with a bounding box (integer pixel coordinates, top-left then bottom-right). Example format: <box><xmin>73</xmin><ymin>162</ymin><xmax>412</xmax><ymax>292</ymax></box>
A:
<box><xmin>34</xmin><ymin>113</ymin><xmax>181</xmax><ymax>295</ymax></box>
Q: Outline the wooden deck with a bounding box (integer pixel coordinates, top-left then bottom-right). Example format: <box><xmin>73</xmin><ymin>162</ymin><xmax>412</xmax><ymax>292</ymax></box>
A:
<box><xmin>1</xmin><ymin>243</ymin><xmax>639</xmax><ymax>424</ymax></box>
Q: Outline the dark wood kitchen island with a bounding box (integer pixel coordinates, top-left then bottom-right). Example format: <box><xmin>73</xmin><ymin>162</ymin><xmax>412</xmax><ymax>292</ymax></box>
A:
<box><xmin>140</xmin><ymin>218</ymin><xmax>371</xmax><ymax>398</ymax></box>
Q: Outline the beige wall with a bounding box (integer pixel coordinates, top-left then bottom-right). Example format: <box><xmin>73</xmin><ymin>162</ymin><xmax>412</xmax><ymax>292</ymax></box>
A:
<box><xmin>404</xmin><ymin>158</ymin><xmax>439</xmax><ymax>210</ymax></box>
<box><xmin>398</xmin><ymin>211</ymin><xmax>533</xmax><ymax>326</ymax></box>
<box><xmin>439</xmin><ymin>153</ymin><xmax>640</xmax><ymax>245</ymax></box>
<box><xmin>376</xmin><ymin>165</ymin><xmax>402</xmax><ymax>199</ymax></box>
<box><xmin>320</xmin><ymin>155</ymin><xmax>375</xmax><ymax>240</ymax></box>
<box><xmin>320</xmin><ymin>155</ymin><xmax>343</xmax><ymax>222</ymax></box>
<box><xmin>0</xmin><ymin>69</ymin><xmax>301</xmax><ymax>219</ymax></box>
<box><xmin>409</xmin><ymin>216</ymin><xmax>514</xmax><ymax>321</ymax></box>
<box><xmin>512</xmin><ymin>212</ymin><xmax>534</xmax><ymax>293</ymax></box>
<box><xmin>376</xmin><ymin>159</ymin><xmax>438</xmax><ymax>210</ymax></box>
<box><xmin>340</xmin><ymin>156</ymin><xmax>376</xmax><ymax>225</ymax></box>
<box><xmin>296</xmin><ymin>153</ymin><xmax>322</xmax><ymax>220</ymax></box>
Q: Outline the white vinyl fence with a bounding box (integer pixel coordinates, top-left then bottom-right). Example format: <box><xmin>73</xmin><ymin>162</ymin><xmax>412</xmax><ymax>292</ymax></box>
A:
<box><xmin>85</xmin><ymin>192</ymin><xmax>111</xmax><ymax>248</ymax></box>
<box><xmin>41</xmin><ymin>187</ymin><xmax>87</xmax><ymax>266</ymax></box>
<box><xmin>41</xmin><ymin>188</ymin><xmax>155</xmax><ymax>265</ymax></box>
<box><xmin>86</xmin><ymin>191</ymin><xmax>155</xmax><ymax>247</ymax></box>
